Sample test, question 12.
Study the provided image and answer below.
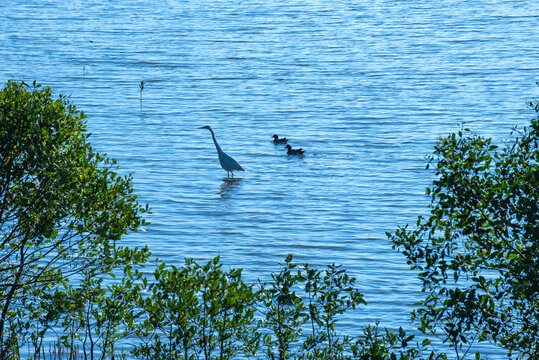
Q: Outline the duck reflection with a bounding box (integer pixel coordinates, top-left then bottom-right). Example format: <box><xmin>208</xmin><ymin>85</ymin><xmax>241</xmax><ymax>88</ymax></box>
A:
<box><xmin>218</xmin><ymin>177</ymin><xmax>242</xmax><ymax>200</ymax></box>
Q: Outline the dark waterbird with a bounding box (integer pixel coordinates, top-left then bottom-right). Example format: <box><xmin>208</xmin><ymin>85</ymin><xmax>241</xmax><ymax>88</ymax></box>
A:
<box><xmin>285</xmin><ymin>144</ymin><xmax>305</xmax><ymax>155</ymax></box>
<box><xmin>272</xmin><ymin>134</ymin><xmax>288</xmax><ymax>144</ymax></box>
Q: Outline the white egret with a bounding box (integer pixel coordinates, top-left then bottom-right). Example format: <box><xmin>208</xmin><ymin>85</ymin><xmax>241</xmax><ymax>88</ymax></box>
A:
<box><xmin>198</xmin><ymin>125</ymin><xmax>244</xmax><ymax>178</ymax></box>
<box><xmin>285</xmin><ymin>144</ymin><xmax>305</xmax><ymax>155</ymax></box>
<box><xmin>272</xmin><ymin>134</ymin><xmax>288</xmax><ymax>144</ymax></box>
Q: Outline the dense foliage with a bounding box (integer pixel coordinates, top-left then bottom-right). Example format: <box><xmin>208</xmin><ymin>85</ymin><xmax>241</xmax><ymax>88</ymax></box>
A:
<box><xmin>131</xmin><ymin>254</ymin><xmax>426</xmax><ymax>360</ymax></box>
<box><xmin>0</xmin><ymin>81</ymin><xmax>426</xmax><ymax>359</ymax></box>
<box><xmin>4</xmin><ymin>80</ymin><xmax>539</xmax><ymax>359</ymax></box>
<box><xmin>0</xmin><ymin>81</ymin><xmax>150</xmax><ymax>358</ymax></box>
<box><xmin>390</xmin><ymin>95</ymin><xmax>539</xmax><ymax>358</ymax></box>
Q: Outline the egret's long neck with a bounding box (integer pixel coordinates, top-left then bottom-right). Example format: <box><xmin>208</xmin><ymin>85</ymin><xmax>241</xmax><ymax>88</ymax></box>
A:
<box><xmin>208</xmin><ymin>128</ymin><xmax>223</xmax><ymax>154</ymax></box>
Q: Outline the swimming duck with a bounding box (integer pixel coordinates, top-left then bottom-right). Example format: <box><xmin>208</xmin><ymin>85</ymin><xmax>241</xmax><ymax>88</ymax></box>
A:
<box><xmin>285</xmin><ymin>144</ymin><xmax>305</xmax><ymax>155</ymax></box>
<box><xmin>272</xmin><ymin>134</ymin><xmax>289</xmax><ymax>144</ymax></box>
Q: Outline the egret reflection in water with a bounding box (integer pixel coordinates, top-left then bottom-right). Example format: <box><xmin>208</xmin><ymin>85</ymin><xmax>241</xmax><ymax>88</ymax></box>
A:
<box><xmin>216</xmin><ymin>178</ymin><xmax>243</xmax><ymax>232</ymax></box>
<box><xmin>218</xmin><ymin>177</ymin><xmax>242</xmax><ymax>200</ymax></box>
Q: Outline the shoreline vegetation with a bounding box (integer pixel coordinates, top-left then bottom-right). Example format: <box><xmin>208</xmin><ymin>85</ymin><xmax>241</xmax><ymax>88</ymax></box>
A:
<box><xmin>1</xmin><ymin>80</ymin><xmax>539</xmax><ymax>359</ymax></box>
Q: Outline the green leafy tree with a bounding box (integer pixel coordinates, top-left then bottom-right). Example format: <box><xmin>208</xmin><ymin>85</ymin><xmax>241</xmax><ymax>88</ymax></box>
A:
<box><xmin>351</xmin><ymin>323</ymin><xmax>437</xmax><ymax>360</ymax></box>
<box><xmin>390</xmin><ymin>96</ymin><xmax>539</xmax><ymax>358</ymax></box>
<box><xmin>302</xmin><ymin>263</ymin><xmax>366</xmax><ymax>359</ymax></box>
<box><xmin>134</xmin><ymin>260</ymin><xmax>200</xmax><ymax>360</ymax></box>
<box><xmin>134</xmin><ymin>257</ymin><xmax>258</xmax><ymax>360</ymax></box>
<box><xmin>0</xmin><ymin>80</ymin><xmax>149</xmax><ymax>357</ymax></box>
<box><xmin>259</xmin><ymin>255</ymin><xmax>379</xmax><ymax>360</ymax></box>
<box><xmin>259</xmin><ymin>254</ymin><xmax>307</xmax><ymax>360</ymax></box>
<box><xmin>194</xmin><ymin>257</ymin><xmax>258</xmax><ymax>359</ymax></box>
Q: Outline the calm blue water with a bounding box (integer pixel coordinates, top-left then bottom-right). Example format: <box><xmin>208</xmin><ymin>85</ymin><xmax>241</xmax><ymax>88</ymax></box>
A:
<box><xmin>2</xmin><ymin>0</ymin><xmax>539</xmax><ymax>357</ymax></box>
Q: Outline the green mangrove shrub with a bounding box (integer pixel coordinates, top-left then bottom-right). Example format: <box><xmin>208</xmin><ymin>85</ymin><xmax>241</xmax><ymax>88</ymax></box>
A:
<box><xmin>135</xmin><ymin>254</ymin><xmax>430</xmax><ymax>360</ymax></box>
<box><xmin>0</xmin><ymin>80</ymin><xmax>445</xmax><ymax>359</ymax></box>
<box><xmin>134</xmin><ymin>257</ymin><xmax>259</xmax><ymax>360</ymax></box>
<box><xmin>256</xmin><ymin>254</ymin><xmax>430</xmax><ymax>360</ymax></box>
<box><xmin>300</xmin><ymin>262</ymin><xmax>366</xmax><ymax>359</ymax></box>
<box><xmin>259</xmin><ymin>254</ymin><xmax>307</xmax><ymax>360</ymax></box>
<box><xmin>390</xmin><ymin>94</ymin><xmax>539</xmax><ymax>358</ymax></box>
<box><xmin>0</xmin><ymin>80</ymin><xmax>150</xmax><ymax>359</ymax></box>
